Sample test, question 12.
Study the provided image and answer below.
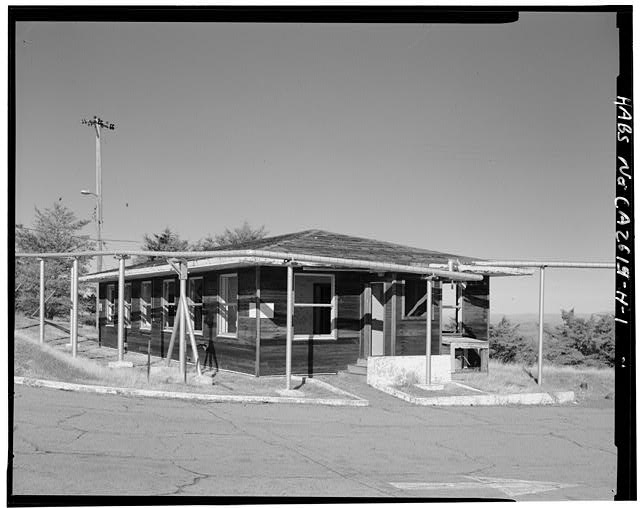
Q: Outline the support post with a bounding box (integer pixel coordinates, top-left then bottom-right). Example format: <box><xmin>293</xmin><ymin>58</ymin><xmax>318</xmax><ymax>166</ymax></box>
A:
<box><xmin>181</xmin><ymin>295</ymin><xmax>202</xmax><ymax>376</ymax></box>
<box><xmin>285</xmin><ymin>263</ymin><xmax>294</xmax><ymax>390</ymax></box>
<box><xmin>179</xmin><ymin>277</ymin><xmax>187</xmax><ymax>382</ymax></box>
<box><xmin>68</xmin><ymin>262</ymin><xmax>74</xmax><ymax>347</ymax></box>
<box><xmin>537</xmin><ymin>266</ymin><xmax>545</xmax><ymax>385</ymax></box>
<box><xmin>425</xmin><ymin>278</ymin><xmax>433</xmax><ymax>385</ymax></box>
<box><xmin>363</xmin><ymin>284</ymin><xmax>372</xmax><ymax>359</ymax></box>
<box><xmin>165</xmin><ymin>302</ymin><xmax>181</xmax><ymax>366</ymax></box>
<box><xmin>39</xmin><ymin>259</ymin><xmax>45</xmax><ymax>344</ymax></box>
<box><xmin>71</xmin><ymin>258</ymin><xmax>79</xmax><ymax>357</ymax></box>
<box><xmin>255</xmin><ymin>266</ymin><xmax>261</xmax><ymax>377</ymax></box>
<box><xmin>117</xmin><ymin>255</ymin><xmax>126</xmax><ymax>362</ymax></box>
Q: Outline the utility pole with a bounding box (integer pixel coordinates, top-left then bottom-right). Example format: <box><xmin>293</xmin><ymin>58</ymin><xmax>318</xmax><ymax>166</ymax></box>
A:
<box><xmin>82</xmin><ymin>116</ymin><xmax>115</xmax><ymax>332</ymax></box>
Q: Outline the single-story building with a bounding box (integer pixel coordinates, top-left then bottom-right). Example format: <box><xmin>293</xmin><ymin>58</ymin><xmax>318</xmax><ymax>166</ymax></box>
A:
<box><xmin>80</xmin><ymin>229</ymin><xmax>526</xmax><ymax>376</ymax></box>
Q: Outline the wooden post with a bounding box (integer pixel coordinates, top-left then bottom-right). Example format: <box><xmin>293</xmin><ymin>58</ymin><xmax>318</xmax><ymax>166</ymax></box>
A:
<box><xmin>537</xmin><ymin>266</ymin><xmax>545</xmax><ymax>385</ymax></box>
<box><xmin>181</xmin><ymin>295</ymin><xmax>202</xmax><ymax>376</ymax></box>
<box><xmin>285</xmin><ymin>263</ymin><xmax>293</xmax><ymax>390</ymax></box>
<box><xmin>165</xmin><ymin>302</ymin><xmax>181</xmax><ymax>366</ymax></box>
<box><xmin>39</xmin><ymin>259</ymin><xmax>45</xmax><ymax>344</ymax></box>
<box><xmin>390</xmin><ymin>275</ymin><xmax>397</xmax><ymax>356</ymax></box>
<box><xmin>363</xmin><ymin>284</ymin><xmax>372</xmax><ymax>358</ymax></box>
<box><xmin>179</xmin><ymin>277</ymin><xmax>187</xmax><ymax>382</ymax></box>
<box><xmin>71</xmin><ymin>258</ymin><xmax>79</xmax><ymax>357</ymax></box>
<box><xmin>68</xmin><ymin>262</ymin><xmax>74</xmax><ymax>347</ymax></box>
<box><xmin>255</xmin><ymin>266</ymin><xmax>261</xmax><ymax>377</ymax></box>
<box><xmin>425</xmin><ymin>278</ymin><xmax>433</xmax><ymax>385</ymax></box>
<box><xmin>117</xmin><ymin>255</ymin><xmax>126</xmax><ymax>362</ymax></box>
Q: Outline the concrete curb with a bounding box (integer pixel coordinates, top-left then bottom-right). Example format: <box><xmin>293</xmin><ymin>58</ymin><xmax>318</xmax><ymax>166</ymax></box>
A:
<box><xmin>305</xmin><ymin>377</ymin><xmax>369</xmax><ymax>401</ymax></box>
<box><xmin>14</xmin><ymin>377</ymin><xmax>369</xmax><ymax>407</ymax></box>
<box><xmin>371</xmin><ymin>383</ymin><xmax>575</xmax><ymax>406</ymax></box>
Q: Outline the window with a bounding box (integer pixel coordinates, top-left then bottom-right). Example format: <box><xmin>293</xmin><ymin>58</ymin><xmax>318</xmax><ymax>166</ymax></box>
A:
<box><xmin>442</xmin><ymin>282</ymin><xmax>461</xmax><ymax>333</ymax></box>
<box><xmin>403</xmin><ymin>279</ymin><xmax>436</xmax><ymax>319</ymax></box>
<box><xmin>293</xmin><ymin>273</ymin><xmax>335</xmax><ymax>339</ymax></box>
<box><xmin>163</xmin><ymin>279</ymin><xmax>177</xmax><ymax>331</ymax></box>
<box><xmin>140</xmin><ymin>281</ymin><xmax>152</xmax><ymax>330</ymax></box>
<box><xmin>218</xmin><ymin>274</ymin><xmax>238</xmax><ymax>337</ymax></box>
<box><xmin>188</xmin><ymin>277</ymin><xmax>203</xmax><ymax>334</ymax></box>
<box><xmin>106</xmin><ymin>284</ymin><xmax>116</xmax><ymax>325</ymax></box>
<box><xmin>124</xmin><ymin>283</ymin><xmax>132</xmax><ymax>328</ymax></box>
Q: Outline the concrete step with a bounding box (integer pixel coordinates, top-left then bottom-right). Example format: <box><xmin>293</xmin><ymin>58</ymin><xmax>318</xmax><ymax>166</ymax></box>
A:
<box><xmin>347</xmin><ymin>363</ymin><xmax>367</xmax><ymax>375</ymax></box>
<box><xmin>356</xmin><ymin>358</ymin><xmax>368</xmax><ymax>367</ymax></box>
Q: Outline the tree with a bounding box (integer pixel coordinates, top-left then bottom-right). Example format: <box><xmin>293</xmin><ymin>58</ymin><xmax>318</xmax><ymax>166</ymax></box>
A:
<box><xmin>546</xmin><ymin>309</ymin><xmax>614</xmax><ymax>367</ymax></box>
<box><xmin>489</xmin><ymin>317</ymin><xmax>536</xmax><ymax>364</ymax></box>
<box><xmin>140</xmin><ymin>227</ymin><xmax>190</xmax><ymax>261</ymax></box>
<box><xmin>193</xmin><ymin>221</ymin><xmax>268</xmax><ymax>250</ymax></box>
<box><xmin>15</xmin><ymin>202</ymin><xmax>93</xmax><ymax>318</ymax></box>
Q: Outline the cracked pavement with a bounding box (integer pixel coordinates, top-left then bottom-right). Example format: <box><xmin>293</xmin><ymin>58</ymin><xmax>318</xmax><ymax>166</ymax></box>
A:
<box><xmin>11</xmin><ymin>384</ymin><xmax>616</xmax><ymax>499</ymax></box>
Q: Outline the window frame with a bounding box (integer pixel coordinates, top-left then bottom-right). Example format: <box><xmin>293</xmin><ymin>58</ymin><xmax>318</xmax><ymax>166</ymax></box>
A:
<box><xmin>162</xmin><ymin>279</ymin><xmax>177</xmax><ymax>332</ymax></box>
<box><xmin>217</xmin><ymin>273</ymin><xmax>238</xmax><ymax>338</ymax></box>
<box><xmin>401</xmin><ymin>279</ymin><xmax>437</xmax><ymax>321</ymax></box>
<box><xmin>140</xmin><ymin>281</ymin><xmax>152</xmax><ymax>331</ymax></box>
<box><xmin>293</xmin><ymin>272</ymin><xmax>336</xmax><ymax>341</ymax></box>
<box><xmin>105</xmin><ymin>284</ymin><xmax>116</xmax><ymax>326</ymax></box>
<box><xmin>188</xmin><ymin>276</ymin><xmax>204</xmax><ymax>335</ymax></box>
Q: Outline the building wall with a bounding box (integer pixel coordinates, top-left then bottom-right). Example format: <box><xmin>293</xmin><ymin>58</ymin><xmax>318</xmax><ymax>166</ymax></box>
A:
<box><xmin>98</xmin><ymin>266</ymin><xmax>363</xmax><ymax>376</ymax></box>
<box><xmin>257</xmin><ymin>267</ymin><xmax>361</xmax><ymax>376</ymax></box>
<box><xmin>97</xmin><ymin>267</ymin><xmax>484</xmax><ymax>375</ymax></box>
<box><xmin>98</xmin><ymin>268</ymin><xmax>257</xmax><ymax>374</ymax></box>
<box><xmin>461</xmin><ymin>277</ymin><xmax>490</xmax><ymax>340</ymax></box>
<box><xmin>394</xmin><ymin>279</ymin><xmax>443</xmax><ymax>356</ymax></box>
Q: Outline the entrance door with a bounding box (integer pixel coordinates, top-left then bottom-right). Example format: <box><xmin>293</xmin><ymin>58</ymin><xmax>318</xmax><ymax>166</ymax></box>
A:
<box><xmin>370</xmin><ymin>283</ymin><xmax>385</xmax><ymax>356</ymax></box>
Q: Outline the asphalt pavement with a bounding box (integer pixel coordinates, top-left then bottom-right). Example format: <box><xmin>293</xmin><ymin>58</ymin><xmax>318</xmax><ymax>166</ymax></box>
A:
<box><xmin>11</xmin><ymin>384</ymin><xmax>616</xmax><ymax>500</ymax></box>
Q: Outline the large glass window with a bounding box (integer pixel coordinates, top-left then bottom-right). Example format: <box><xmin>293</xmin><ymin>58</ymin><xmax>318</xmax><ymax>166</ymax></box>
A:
<box><xmin>294</xmin><ymin>273</ymin><xmax>335</xmax><ymax>339</ymax></box>
<box><xmin>162</xmin><ymin>279</ymin><xmax>177</xmax><ymax>331</ymax></box>
<box><xmin>140</xmin><ymin>281</ymin><xmax>152</xmax><ymax>330</ymax></box>
<box><xmin>124</xmin><ymin>283</ymin><xmax>132</xmax><ymax>328</ymax></box>
<box><xmin>188</xmin><ymin>277</ymin><xmax>204</xmax><ymax>334</ymax></box>
<box><xmin>218</xmin><ymin>274</ymin><xmax>238</xmax><ymax>337</ymax></box>
<box><xmin>106</xmin><ymin>284</ymin><xmax>116</xmax><ymax>325</ymax></box>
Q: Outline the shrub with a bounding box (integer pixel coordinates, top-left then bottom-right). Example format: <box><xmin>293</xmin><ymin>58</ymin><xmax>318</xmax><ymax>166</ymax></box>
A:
<box><xmin>489</xmin><ymin>317</ymin><xmax>536</xmax><ymax>365</ymax></box>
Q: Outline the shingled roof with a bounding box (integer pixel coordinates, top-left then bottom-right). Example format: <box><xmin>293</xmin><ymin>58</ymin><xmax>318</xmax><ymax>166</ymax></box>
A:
<box><xmin>212</xmin><ymin>229</ymin><xmax>477</xmax><ymax>265</ymax></box>
<box><xmin>123</xmin><ymin>229</ymin><xmax>476</xmax><ymax>271</ymax></box>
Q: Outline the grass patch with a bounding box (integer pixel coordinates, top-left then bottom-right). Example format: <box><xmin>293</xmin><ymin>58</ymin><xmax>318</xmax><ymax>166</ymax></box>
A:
<box><xmin>13</xmin><ymin>316</ymin><xmax>343</xmax><ymax>399</ymax></box>
<box><xmin>454</xmin><ymin>360</ymin><xmax>614</xmax><ymax>401</ymax></box>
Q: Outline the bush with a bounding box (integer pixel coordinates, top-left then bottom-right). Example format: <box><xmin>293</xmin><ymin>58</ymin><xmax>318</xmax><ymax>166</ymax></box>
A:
<box><xmin>490</xmin><ymin>311</ymin><xmax>614</xmax><ymax>369</ymax></box>
<box><xmin>546</xmin><ymin>310</ymin><xmax>614</xmax><ymax>368</ymax></box>
<box><xmin>489</xmin><ymin>317</ymin><xmax>536</xmax><ymax>365</ymax></box>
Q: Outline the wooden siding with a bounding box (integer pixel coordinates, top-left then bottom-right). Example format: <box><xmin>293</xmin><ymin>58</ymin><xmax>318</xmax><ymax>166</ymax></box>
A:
<box><xmin>461</xmin><ymin>277</ymin><xmax>490</xmax><ymax>341</ymax></box>
<box><xmin>257</xmin><ymin>268</ymin><xmax>362</xmax><ymax>375</ymax></box>
<box><xmin>258</xmin><ymin>338</ymin><xmax>360</xmax><ymax>376</ymax></box>
<box><xmin>97</xmin><ymin>266</ymin><xmax>365</xmax><ymax>376</ymax></box>
<box><xmin>98</xmin><ymin>269</ymin><xmax>257</xmax><ymax>375</ymax></box>
<box><xmin>394</xmin><ymin>279</ymin><xmax>442</xmax><ymax>356</ymax></box>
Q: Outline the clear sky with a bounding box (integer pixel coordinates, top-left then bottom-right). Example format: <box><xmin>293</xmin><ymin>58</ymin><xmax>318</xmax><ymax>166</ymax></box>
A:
<box><xmin>14</xmin><ymin>12</ymin><xmax>618</xmax><ymax>317</ymax></box>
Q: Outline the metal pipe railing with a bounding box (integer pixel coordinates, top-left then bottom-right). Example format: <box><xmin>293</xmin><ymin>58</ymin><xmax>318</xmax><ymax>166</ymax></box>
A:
<box><xmin>473</xmin><ymin>260</ymin><xmax>614</xmax><ymax>269</ymax></box>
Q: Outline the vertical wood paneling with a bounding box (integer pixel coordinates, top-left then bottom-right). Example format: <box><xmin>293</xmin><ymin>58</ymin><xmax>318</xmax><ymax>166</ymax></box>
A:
<box><xmin>394</xmin><ymin>278</ymin><xmax>442</xmax><ymax>356</ymax></box>
<box><xmin>461</xmin><ymin>277</ymin><xmax>490</xmax><ymax>340</ymax></box>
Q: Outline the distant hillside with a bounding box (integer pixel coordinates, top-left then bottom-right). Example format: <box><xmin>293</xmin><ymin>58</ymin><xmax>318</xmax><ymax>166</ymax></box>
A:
<box><xmin>491</xmin><ymin>312</ymin><xmax>614</xmax><ymax>343</ymax></box>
